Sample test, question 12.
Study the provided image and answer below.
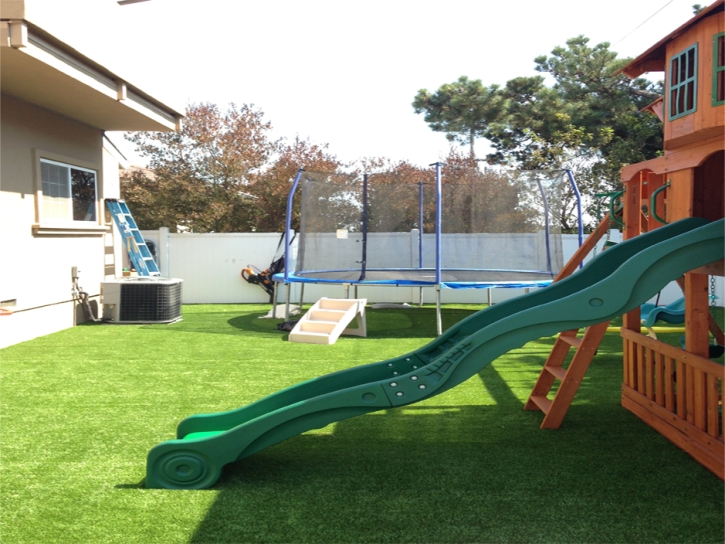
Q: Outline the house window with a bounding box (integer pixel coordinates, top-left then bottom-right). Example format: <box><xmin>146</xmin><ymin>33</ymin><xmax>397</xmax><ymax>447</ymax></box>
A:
<box><xmin>669</xmin><ymin>43</ymin><xmax>698</xmax><ymax>120</ymax></box>
<box><xmin>713</xmin><ymin>32</ymin><xmax>725</xmax><ymax>106</ymax></box>
<box><xmin>40</xmin><ymin>159</ymin><xmax>97</xmax><ymax>222</ymax></box>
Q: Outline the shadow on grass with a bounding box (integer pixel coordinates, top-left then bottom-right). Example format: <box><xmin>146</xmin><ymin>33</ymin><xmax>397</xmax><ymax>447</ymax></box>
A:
<box><xmin>136</xmin><ymin>306</ymin><xmax>478</xmax><ymax>341</ymax></box>
<box><xmin>114</xmin><ymin>482</ymin><xmax>145</xmax><ymax>489</ymax></box>
<box><xmin>184</xmin><ymin>354</ymin><xmax>723</xmax><ymax>543</ymax></box>
<box><xmin>476</xmin><ymin>358</ymin><xmax>526</xmax><ymax>409</ymax></box>
<box><xmin>188</xmin><ymin>398</ymin><xmax>724</xmax><ymax>544</ymax></box>
<box><xmin>223</xmin><ymin>307</ymin><xmax>479</xmax><ymax>340</ymax></box>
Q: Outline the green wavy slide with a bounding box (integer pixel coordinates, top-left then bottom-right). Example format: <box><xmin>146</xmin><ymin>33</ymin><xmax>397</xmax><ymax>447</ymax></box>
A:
<box><xmin>146</xmin><ymin>217</ymin><xmax>724</xmax><ymax>489</ymax></box>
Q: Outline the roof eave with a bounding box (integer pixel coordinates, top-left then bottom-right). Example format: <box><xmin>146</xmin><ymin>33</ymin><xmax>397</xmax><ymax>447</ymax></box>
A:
<box><xmin>0</xmin><ymin>18</ymin><xmax>183</xmax><ymax>132</ymax></box>
<box><xmin>618</xmin><ymin>0</ymin><xmax>725</xmax><ymax>79</ymax></box>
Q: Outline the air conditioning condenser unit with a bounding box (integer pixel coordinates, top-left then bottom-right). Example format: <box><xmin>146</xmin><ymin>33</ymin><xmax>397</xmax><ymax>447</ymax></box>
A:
<box><xmin>101</xmin><ymin>277</ymin><xmax>182</xmax><ymax>324</ymax></box>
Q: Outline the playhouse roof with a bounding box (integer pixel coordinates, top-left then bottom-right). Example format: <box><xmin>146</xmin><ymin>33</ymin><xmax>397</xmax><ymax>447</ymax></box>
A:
<box><xmin>620</xmin><ymin>0</ymin><xmax>724</xmax><ymax>78</ymax></box>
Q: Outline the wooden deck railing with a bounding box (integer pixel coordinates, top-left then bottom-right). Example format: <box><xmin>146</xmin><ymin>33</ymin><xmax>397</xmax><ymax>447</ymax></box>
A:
<box><xmin>621</xmin><ymin>328</ymin><xmax>724</xmax><ymax>478</ymax></box>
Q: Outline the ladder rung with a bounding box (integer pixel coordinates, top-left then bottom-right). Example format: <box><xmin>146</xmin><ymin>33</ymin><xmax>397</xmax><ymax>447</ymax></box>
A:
<box><xmin>529</xmin><ymin>395</ymin><xmax>552</xmax><ymax>414</ymax></box>
<box><xmin>558</xmin><ymin>335</ymin><xmax>582</xmax><ymax>348</ymax></box>
<box><xmin>544</xmin><ymin>366</ymin><xmax>567</xmax><ymax>381</ymax></box>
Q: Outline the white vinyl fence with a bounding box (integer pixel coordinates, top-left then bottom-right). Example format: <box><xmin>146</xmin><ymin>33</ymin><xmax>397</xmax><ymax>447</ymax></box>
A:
<box><xmin>140</xmin><ymin>228</ymin><xmax>723</xmax><ymax>307</ymax></box>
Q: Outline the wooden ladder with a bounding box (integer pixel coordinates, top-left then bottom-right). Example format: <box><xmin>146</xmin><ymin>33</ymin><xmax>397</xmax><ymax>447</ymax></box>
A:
<box><xmin>523</xmin><ymin>213</ymin><xmax>614</xmax><ymax>429</ymax></box>
<box><xmin>524</xmin><ymin>321</ymin><xmax>610</xmax><ymax>428</ymax></box>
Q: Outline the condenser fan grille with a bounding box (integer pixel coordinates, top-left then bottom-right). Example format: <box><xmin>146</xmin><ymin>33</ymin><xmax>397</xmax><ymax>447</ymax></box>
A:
<box><xmin>119</xmin><ymin>281</ymin><xmax>182</xmax><ymax>323</ymax></box>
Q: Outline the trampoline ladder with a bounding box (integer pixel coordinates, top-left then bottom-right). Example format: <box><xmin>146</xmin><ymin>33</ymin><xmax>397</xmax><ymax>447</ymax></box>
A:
<box><xmin>524</xmin><ymin>321</ymin><xmax>609</xmax><ymax>428</ymax></box>
<box><xmin>106</xmin><ymin>199</ymin><xmax>161</xmax><ymax>277</ymax></box>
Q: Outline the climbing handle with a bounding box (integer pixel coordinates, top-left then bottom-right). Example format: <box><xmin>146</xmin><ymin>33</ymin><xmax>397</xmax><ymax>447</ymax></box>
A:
<box><xmin>609</xmin><ymin>190</ymin><xmax>625</xmax><ymax>228</ymax></box>
<box><xmin>650</xmin><ymin>181</ymin><xmax>670</xmax><ymax>225</ymax></box>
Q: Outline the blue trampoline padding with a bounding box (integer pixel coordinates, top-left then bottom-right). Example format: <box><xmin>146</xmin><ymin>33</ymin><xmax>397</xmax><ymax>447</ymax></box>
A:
<box><xmin>640</xmin><ymin>297</ymin><xmax>686</xmax><ymax>327</ymax></box>
<box><xmin>273</xmin><ymin>273</ymin><xmax>435</xmax><ymax>286</ymax></box>
<box><xmin>441</xmin><ymin>281</ymin><xmax>552</xmax><ymax>289</ymax></box>
<box><xmin>273</xmin><ymin>268</ymin><xmax>554</xmax><ymax>289</ymax></box>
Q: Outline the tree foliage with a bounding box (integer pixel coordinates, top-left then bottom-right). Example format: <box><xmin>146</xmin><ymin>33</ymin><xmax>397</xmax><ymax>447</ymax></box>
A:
<box><xmin>413</xmin><ymin>35</ymin><xmax>665</xmax><ymax>229</ymax></box>
<box><xmin>412</xmin><ymin>76</ymin><xmax>507</xmax><ymax>158</ymax></box>
<box><xmin>488</xmin><ymin>37</ymin><xmax>663</xmax><ymax>176</ymax></box>
<box><xmin>121</xmin><ymin>103</ymin><xmax>342</xmax><ymax>232</ymax></box>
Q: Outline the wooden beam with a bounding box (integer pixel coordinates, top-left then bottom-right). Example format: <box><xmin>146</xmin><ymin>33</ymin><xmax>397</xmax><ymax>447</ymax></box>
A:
<box><xmin>620</xmin><ymin>139</ymin><xmax>724</xmax><ymax>180</ymax></box>
<box><xmin>553</xmin><ymin>214</ymin><xmax>612</xmax><ymax>282</ymax></box>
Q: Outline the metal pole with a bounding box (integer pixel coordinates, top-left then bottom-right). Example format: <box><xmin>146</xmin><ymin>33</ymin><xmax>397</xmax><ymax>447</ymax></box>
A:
<box><xmin>272</xmin><ymin>281</ymin><xmax>278</xmax><ymax>318</ymax></box>
<box><xmin>436</xmin><ymin>285</ymin><xmax>442</xmax><ymax>336</ymax></box>
<box><xmin>433</xmin><ymin>163</ymin><xmax>443</xmax><ymax>336</ymax></box>
<box><xmin>284</xmin><ymin>169</ymin><xmax>305</xmax><ymax>282</ymax></box>
<box><xmin>418</xmin><ymin>181</ymin><xmax>424</xmax><ymax>268</ymax></box>
<box><xmin>359</xmin><ymin>173</ymin><xmax>369</xmax><ymax>281</ymax></box>
<box><xmin>565</xmin><ymin>170</ymin><xmax>584</xmax><ymax>267</ymax></box>
<box><xmin>487</xmin><ymin>288</ymin><xmax>492</xmax><ymax>307</ymax></box>
<box><xmin>433</xmin><ymin>163</ymin><xmax>442</xmax><ymax>286</ymax></box>
<box><xmin>536</xmin><ymin>179</ymin><xmax>553</xmax><ymax>273</ymax></box>
<box><xmin>299</xmin><ymin>283</ymin><xmax>305</xmax><ymax>309</ymax></box>
<box><xmin>284</xmin><ymin>282</ymin><xmax>291</xmax><ymax>321</ymax></box>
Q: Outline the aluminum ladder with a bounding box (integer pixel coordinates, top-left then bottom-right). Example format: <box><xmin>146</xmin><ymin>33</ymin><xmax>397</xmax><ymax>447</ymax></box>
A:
<box><xmin>106</xmin><ymin>199</ymin><xmax>161</xmax><ymax>277</ymax></box>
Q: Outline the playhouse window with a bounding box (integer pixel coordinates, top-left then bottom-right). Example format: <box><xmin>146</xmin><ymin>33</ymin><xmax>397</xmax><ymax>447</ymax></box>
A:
<box><xmin>40</xmin><ymin>159</ymin><xmax>98</xmax><ymax>222</ymax></box>
<box><xmin>669</xmin><ymin>44</ymin><xmax>698</xmax><ymax>120</ymax></box>
<box><xmin>713</xmin><ymin>33</ymin><xmax>725</xmax><ymax>106</ymax></box>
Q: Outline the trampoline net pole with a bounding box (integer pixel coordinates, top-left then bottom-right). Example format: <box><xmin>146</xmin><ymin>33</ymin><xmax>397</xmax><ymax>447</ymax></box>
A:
<box><xmin>359</xmin><ymin>173</ymin><xmax>369</xmax><ymax>282</ymax></box>
<box><xmin>284</xmin><ymin>282</ymin><xmax>291</xmax><ymax>321</ymax></box>
<box><xmin>284</xmin><ymin>169</ymin><xmax>304</xmax><ymax>283</ymax></box>
<box><xmin>272</xmin><ymin>281</ymin><xmax>278</xmax><ymax>316</ymax></box>
<box><xmin>436</xmin><ymin>285</ymin><xmax>442</xmax><ymax>336</ymax></box>
<box><xmin>536</xmin><ymin>178</ymin><xmax>553</xmax><ymax>273</ymax></box>
<box><xmin>434</xmin><ymin>163</ymin><xmax>442</xmax><ymax>286</ymax></box>
<box><xmin>418</xmin><ymin>182</ymin><xmax>424</xmax><ymax>269</ymax></box>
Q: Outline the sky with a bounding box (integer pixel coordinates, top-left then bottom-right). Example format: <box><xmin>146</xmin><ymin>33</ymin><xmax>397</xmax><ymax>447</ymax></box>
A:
<box><xmin>95</xmin><ymin>0</ymin><xmax>709</xmax><ymax>167</ymax></box>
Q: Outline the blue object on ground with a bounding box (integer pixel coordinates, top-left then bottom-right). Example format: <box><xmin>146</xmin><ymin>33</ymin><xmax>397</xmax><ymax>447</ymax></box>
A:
<box><xmin>640</xmin><ymin>297</ymin><xmax>686</xmax><ymax>327</ymax></box>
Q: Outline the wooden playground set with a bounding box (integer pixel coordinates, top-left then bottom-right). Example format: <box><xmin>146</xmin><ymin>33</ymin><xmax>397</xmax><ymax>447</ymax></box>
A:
<box><xmin>523</xmin><ymin>1</ymin><xmax>725</xmax><ymax>479</ymax></box>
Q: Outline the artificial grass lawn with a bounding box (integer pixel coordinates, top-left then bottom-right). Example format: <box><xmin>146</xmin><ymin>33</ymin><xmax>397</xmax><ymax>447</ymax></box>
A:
<box><xmin>1</xmin><ymin>304</ymin><xmax>723</xmax><ymax>544</ymax></box>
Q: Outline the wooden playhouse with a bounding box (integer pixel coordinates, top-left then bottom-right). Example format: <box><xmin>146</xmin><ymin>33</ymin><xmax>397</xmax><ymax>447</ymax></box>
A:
<box><xmin>525</xmin><ymin>1</ymin><xmax>724</xmax><ymax>479</ymax></box>
<box><xmin>617</xmin><ymin>0</ymin><xmax>724</xmax><ymax>478</ymax></box>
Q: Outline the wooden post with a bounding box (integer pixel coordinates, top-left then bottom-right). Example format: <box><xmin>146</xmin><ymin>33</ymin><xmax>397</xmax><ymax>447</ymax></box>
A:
<box><xmin>684</xmin><ymin>273</ymin><xmax>710</xmax><ymax>358</ymax></box>
<box><xmin>684</xmin><ymin>272</ymin><xmax>709</xmax><ymax>428</ymax></box>
<box><xmin>622</xmin><ymin>173</ymin><xmax>643</xmax><ymax>333</ymax></box>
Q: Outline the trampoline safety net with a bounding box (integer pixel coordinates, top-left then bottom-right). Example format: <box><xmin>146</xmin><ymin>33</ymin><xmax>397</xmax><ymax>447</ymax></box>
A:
<box><xmin>293</xmin><ymin>168</ymin><xmax>573</xmax><ymax>288</ymax></box>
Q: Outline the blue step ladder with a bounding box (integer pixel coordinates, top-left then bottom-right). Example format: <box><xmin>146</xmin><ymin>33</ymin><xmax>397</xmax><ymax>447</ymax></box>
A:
<box><xmin>106</xmin><ymin>199</ymin><xmax>161</xmax><ymax>277</ymax></box>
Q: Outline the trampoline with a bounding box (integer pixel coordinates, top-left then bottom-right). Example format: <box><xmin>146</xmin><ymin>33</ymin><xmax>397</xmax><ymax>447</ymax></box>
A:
<box><xmin>273</xmin><ymin>164</ymin><xmax>582</xmax><ymax>334</ymax></box>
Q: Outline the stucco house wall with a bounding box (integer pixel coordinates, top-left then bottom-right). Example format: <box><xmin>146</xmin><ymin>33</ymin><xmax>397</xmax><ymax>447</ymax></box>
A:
<box><xmin>0</xmin><ymin>94</ymin><xmax>118</xmax><ymax>347</ymax></box>
<box><xmin>0</xmin><ymin>0</ymin><xmax>182</xmax><ymax>348</ymax></box>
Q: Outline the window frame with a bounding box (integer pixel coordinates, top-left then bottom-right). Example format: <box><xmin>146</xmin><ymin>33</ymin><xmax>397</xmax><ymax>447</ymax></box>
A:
<box><xmin>713</xmin><ymin>32</ymin><xmax>725</xmax><ymax>107</ymax></box>
<box><xmin>668</xmin><ymin>43</ymin><xmax>699</xmax><ymax>121</ymax></box>
<box><xmin>32</xmin><ymin>149</ymin><xmax>107</xmax><ymax>236</ymax></box>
